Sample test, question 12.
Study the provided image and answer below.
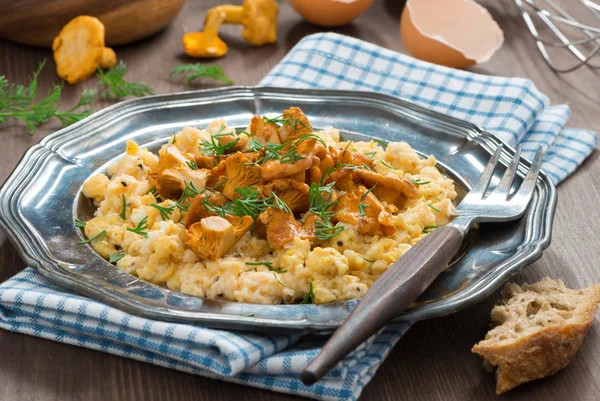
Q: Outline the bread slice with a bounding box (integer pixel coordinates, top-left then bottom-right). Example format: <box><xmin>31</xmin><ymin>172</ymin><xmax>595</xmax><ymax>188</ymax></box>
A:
<box><xmin>472</xmin><ymin>277</ymin><xmax>600</xmax><ymax>394</ymax></box>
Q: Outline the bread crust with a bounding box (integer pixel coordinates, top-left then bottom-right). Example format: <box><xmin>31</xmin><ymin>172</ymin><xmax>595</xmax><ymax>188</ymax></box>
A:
<box><xmin>472</xmin><ymin>281</ymin><xmax>600</xmax><ymax>394</ymax></box>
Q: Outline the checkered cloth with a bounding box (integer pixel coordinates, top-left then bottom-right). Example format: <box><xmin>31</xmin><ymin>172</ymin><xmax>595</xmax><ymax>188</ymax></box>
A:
<box><xmin>0</xmin><ymin>33</ymin><xmax>596</xmax><ymax>401</ymax></box>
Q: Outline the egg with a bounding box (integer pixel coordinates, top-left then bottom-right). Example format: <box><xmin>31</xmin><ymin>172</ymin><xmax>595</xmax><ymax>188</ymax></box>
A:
<box><xmin>289</xmin><ymin>0</ymin><xmax>374</xmax><ymax>27</ymax></box>
<box><xmin>400</xmin><ymin>0</ymin><xmax>504</xmax><ymax>69</ymax></box>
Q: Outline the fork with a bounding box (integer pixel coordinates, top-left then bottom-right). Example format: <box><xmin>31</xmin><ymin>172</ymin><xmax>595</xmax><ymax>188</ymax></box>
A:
<box><xmin>301</xmin><ymin>144</ymin><xmax>543</xmax><ymax>385</ymax></box>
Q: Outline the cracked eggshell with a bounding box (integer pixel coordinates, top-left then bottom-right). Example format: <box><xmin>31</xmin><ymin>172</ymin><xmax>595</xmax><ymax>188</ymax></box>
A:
<box><xmin>400</xmin><ymin>0</ymin><xmax>504</xmax><ymax>69</ymax></box>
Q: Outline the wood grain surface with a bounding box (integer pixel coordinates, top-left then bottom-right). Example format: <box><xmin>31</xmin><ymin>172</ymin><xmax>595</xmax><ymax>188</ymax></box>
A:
<box><xmin>1</xmin><ymin>1</ymin><xmax>599</xmax><ymax>400</ymax></box>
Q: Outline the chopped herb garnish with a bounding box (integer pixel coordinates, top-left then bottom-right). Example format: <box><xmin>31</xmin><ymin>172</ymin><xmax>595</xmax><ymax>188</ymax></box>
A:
<box><xmin>362</xmin><ymin>257</ymin><xmax>375</xmax><ymax>263</ymax></box>
<box><xmin>169</xmin><ymin>63</ymin><xmax>234</xmax><ymax>85</ymax></box>
<box><xmin>230</xmin><ymin>186</ymin><xmax>273</xmax><ymax>219</ymax></box>
<box><xmin>186</xmin><ymin>160</ymin><xmax>199</xmax><ymax>170</ymax></box>
<box><xmin>206</xmin><ymin>177</ymin><xmax>227</xmax><ymax>190</ymax></box>
<box><xmin>423</xmin><ymin>225</ymin><xmax>438</xmax><ymax>233</ymax></box>
<box><xmin>79</xmin><ymin>230</ymin><xmax>106</xmax><ymax>244</ymax></box>
<box><xmin>243</xmin><ymin>314</ymin><xmax>255</xmax><ymax>317</ymax></box>
<box><xmin>176</xmin><ymin>181</ymin><xmax>203</xmax><ymax>211</ymax></box>
<box><xmin>273</xmin><ymin>273</ymin><xmax>290</xmax><ymax>288</ymax></box>
<box><xmin>245</xmin><ymin>261</ymin><xmax>288</xmax><ymax>274</ymax></box>
<box><xmin>75</xmin><ymin>218</ymin><xmax>86</xmax><ymax>229</ymax></box>
<box><xmin>127</xmin><ymin>216</ymin><xmax>149</xmax><ymax>238</ymax></box>
<box><xmin>342</xmin><ymin>141</ymin><xmax>354</xmax><ymax>155</ymax></box>
<box><xmin>96</xmin><ymin>61</ymin><xmax>154</xmax><ymax>99</ymax></box>
<box><xmin>380</xmin><ymin>160</ymin><xmax>394</xmax><ymax>169</ymax></box>
<box><xmin>147</xmin><ymin>187</ymin><xmax>159</xmax><ymax>197</ymax></box>
<box><xmin>202</xmin><ymin>196</ymin><xmax>233</xmax><ymax>218</ymax></box>
<box><xmin>198</xmin><ymin>125</ymin><xmax>239</xmax><ymax>161</ymax></box>
<box><xmin>424</xmin><ymin>201</ymin><xmax>441</xmax><ymax>212</ymax></box>
<box><xmin>119</xmin><ymin>194</ymin><xmax>127</xmax><ymax>219</ymax></box>
<box><xmin>272</xmin><ymin>192</ymin><xmax>292</xmax><ymax>214</ymax></box>
<box><xmin>358</xmin><ymin>203</ymin><xmax>368</xmax><ymax>216</ymax></box>
<box><xmin>109</xmin><ymin>251</ymin><xmax>125</xmax><ymax>264</ymax></box>
<box><xmin>301</xmin><ymin>282</ymin><xmax>315</xmax><ymax>304</ymax></box>
<box><xmin>172</xmin><ymin>132</ymin><xmax>177</xmax><ymax>144</ymax></box>
<box><xmin>363</xmin><ymin>151</ymin><xmax>377</xmax><ymax>160</ymax></box>
<box><xmin>294</xmin><ymin>133</ymin><xmax>326</xmax><ymax>148</ymax></box>
<box><xmin>151</xmin><ymin>203</ymin><xmax>175</xmax><ymax>221</ymax></box>
<box><xmin>360</xmin><ymin>184</ymin><xmax>377</xmax><ymax>200</ymax></box>
<box><xmin>410</xmin><ymin>178</ymin><xmax>431</xmax><ymax>186</ymax></box>
<box><xmin>315</xmin><ymin>220</ymin><xmax>345</xmax><ymax>241</ymax></box>
<box><xmin>373</xmin><ymin>139</ymin><xmax>388</xmax><ymax>147</ymax></box>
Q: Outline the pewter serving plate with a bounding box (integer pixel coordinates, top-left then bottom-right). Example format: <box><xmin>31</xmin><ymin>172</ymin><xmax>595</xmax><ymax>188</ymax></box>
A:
<box><xmin>0</xmin><ymin>87</ymin><xmax>556</xmax><ymax>333</ymax></box>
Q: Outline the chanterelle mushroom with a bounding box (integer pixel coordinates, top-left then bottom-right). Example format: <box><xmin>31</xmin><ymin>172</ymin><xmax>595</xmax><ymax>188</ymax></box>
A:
<box><xmin>182</xmin><ymin>0</ymin><xmax>278</xmax><ymax>59</ymax></box>
<box><xmin>156</xmin><ymin>168</ymin><xmax>209</xmax><ymax>200</ymax></box>
<box><xmin>53</xmin><ymin>16</ymin><xmax>117</xmax><ymax>84</ymax></box>
<box><xmin>259</xmin><ymin>179</ymin><xmax>310</xmax><ymax>213</ymax></box>
<box><xmin>185</xmin><ymin>191</ymin><xmax>230</xmax><ymax>227</ymax></box>
<box><xmin>184</xmin><ymin>215</ymin><xmax>253</xmax><ymax>260</ymax></box>
<box><xmin>212</xmin><ymin>152</ymin><xmax>262</xmax><ymax>200</ymax></box>
<box><xmin>259</xmin><ymin>208</ymin><xmax>320</xmax><ymax>249</ymax></box>
<box><xmin>353</xmin><ymin>169</ymin><xmax>418</xmax><ymax>206</ymax></box>
<box><xmin>335</xmin><ymin>186</ymin><xmax>397</xmax><ymax>236</ymax></box>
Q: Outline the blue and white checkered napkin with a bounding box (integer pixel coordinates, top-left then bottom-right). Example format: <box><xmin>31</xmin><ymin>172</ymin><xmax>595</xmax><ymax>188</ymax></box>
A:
<box><xmin>261</xmin><ymin>33</ymin><xmax>597</xmax><ymax>184</ymax></box>
<box><xmin>0</xmin><ymin>33</ymin><xmax>596</xmax><ymax>401</ymax></box>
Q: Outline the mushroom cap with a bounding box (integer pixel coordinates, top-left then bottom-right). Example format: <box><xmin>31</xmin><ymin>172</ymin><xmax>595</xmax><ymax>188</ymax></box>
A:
<box><xmin>184</xmin><ymin>215</ymin><xmax>253</xmax><ymax>260</ymax></box>
<box><xmin>156</xmin><ymin>168</ymin><xmax>209</xmax><ymax>200</ymax></box>
<box><xmin>183</xmin><ymin>31</ymin><xmax>228</xmax><ymax>58</ymax></box>
<box><xmin>99</xmin><ymin>47</ymin><xmax>117</xmax><ymax>69</ymax></box>
<box><xmin>52</xmin><ymin>16</ymin><xmax>106</xmax><ymax>84</ymax></box>
<box><xmin>217</xmin><ymin>152</ymin><xmax>263</xmax><ymax>200</ymax></box>
<box><xmin>185</xmin><ymin>191</ymin><xmax>230</xmax><ymax>227</ymax></box>
<box><xmin>241</xmin><ymin>0</ymin><xmax>279</xmax><ymax>46</ymax></box>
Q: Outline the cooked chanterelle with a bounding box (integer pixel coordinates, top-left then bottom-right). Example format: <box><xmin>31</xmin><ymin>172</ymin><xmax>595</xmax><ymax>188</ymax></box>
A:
<box><xmin>80</xmin><ymin>108</ymin><xmax>457</xmax><ymax>304</ymax></box>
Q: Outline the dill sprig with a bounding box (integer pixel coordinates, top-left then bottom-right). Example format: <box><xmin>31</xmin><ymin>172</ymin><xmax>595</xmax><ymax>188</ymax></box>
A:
<box><xmin>127</xmin><ymin>216</ymin><xmax>149</xmax><ymax>238</ymax></box>
<box><xmin>74</xmin><ymin>218</ymin><xmax>86</xmax><ymax>229</ymax></box>
<box><xmin>301</xmin><ymin>282</ymin><xmax>315</xmax><ymax>304</ymax></box>
<box><xmin>206</xmin><ymin>177</ymin><xmax>227</xmax><ymax>190</ymax></box>
<box><xmin>169</xmin><ymin>63</ymin><xmax>234</xmax><ymax>85</ymax></box>
<box><xmin>245</xmin><ymin>261</ymin><xmax>288</xmax><ymax>274</ymax></box>
<box><xmin>120</xmin><ymin>194</ymin><xmax>127</xmax><ymax>219</ymax></box>
<box><xmin>0</xmin><ymin>60</ymin><xmax>96</xmax><ymax>133</ymax></box>
<box><xmin>410</xmin><ymin>178</ymin><xmax>431</xmax><ymax>186</ymax></box>
<box><xmin>307</xmin><ymin>182</ymin><xmax>344</xmax><ymax>240</ymax></box>
<box><xmin>186</xmin><ymin>160</ymin><xmax>199</xmax><ymax>170</ymax></box>
<box><xmin>272</xmin><ymin>192</ymin><xmax>291</xmax><ymax>214</ymax></box>
<box><xmin>79</xmin><ymin>230</ymin><xmax>106</xmax><ymax>244</ymax></box>
<box><xmin>360</xmin><ymin>184</ymin><xmax>377</xmax><ymax>200</ymax></box>
<box><xmin>151</xmin><ymin>203</ymin><xmax>175</xmax><ymax>221</ymax></box>
<box><xmin>423</xmin><ymin>225</ymin><xmax>438</xmax><ymax>233</ymax></box>
<box><xmin>358</xmin><ymin>203</ymin><xmax>368</xmax><ymax>216</ymax></box>
<box><xmin>424</xmin><ymin>201</ymin><xmax>441</xmax><ymax>212</ymax></box>
<box><xmin>96</xmin><ymin>61</ymin><xmax>154</xmax><ymax>99</ymax></box>
<box><xmin>109</xmin><ymin>251</ymin><xmax>125</xmax><ymax>264</ymax></box>
<box><xmin>198</xmin><ymin>125</ymin><xmax>239</xmax><ymax>161</ymax></box>
<box><xmin>362</xmin><ymin>257</ymin><xmax>375</xmax><ymax>263</ymax></box>
<box><xmin>176</xmin><ymin>182</ymin><xmax>203</xmax><ymax>211</ymax></box>
<box><xmin>363</xmin><ymin>151</ymin><xmax>377</xmax><ymax>160</ymax></box>
<box><xmin>380</xmin><ymin>160</ymin><xmax>394</xmax><ymax>169</ymax></box>
<box><xmin>230</xmin><ymin>187</ymin><xmax>273</xmax><ymax>219</ymax></box>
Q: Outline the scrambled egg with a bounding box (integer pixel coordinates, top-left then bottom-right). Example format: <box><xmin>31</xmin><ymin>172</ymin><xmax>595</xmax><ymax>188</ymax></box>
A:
<box><xmin>81</xmin><ymin>120</ymin><xmax>456</xmax><ymax>305</ymax></box>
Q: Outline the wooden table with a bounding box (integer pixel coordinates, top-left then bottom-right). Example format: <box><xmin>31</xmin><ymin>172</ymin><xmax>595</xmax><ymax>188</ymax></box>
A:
<box><xmin>1</xmin><ymin>1</ymin><xmax>599</xmax><ymax>400</ymax></box>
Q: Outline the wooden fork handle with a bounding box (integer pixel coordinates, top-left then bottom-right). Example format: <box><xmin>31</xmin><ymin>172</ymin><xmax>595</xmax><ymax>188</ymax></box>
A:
<box><xmin>301</xmin><ymin>225</ymin><xmax>464</xmax><ymax>385</ymax></box>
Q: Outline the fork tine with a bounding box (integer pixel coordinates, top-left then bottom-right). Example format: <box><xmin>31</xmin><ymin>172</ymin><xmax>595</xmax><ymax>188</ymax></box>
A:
<box><xmin>470</xmin><ymin>145</ymin><xmax>503</xmax><ymax>196</ymax></box>
<box><xmin>494</xmin><ymin>144</ymin><xmax>522</xmax><ymax>197</ymax></box>
<box><xmin>513</xmin><ymin>146</ymin><xmax>543</xmax><ymax>201</ymax></box>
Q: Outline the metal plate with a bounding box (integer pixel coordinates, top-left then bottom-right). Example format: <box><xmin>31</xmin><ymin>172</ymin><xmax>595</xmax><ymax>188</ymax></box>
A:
<box><xmin>0</xmin><ymin>87</ymin><xmax>556</xmax><ymax>333</ymax></box>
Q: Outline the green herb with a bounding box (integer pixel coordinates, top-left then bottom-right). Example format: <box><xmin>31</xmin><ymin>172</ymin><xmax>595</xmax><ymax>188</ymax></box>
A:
<box><xmin>151</xmin><ymin>203</ymin><xmax>175</xmax><ymax>221</ymax></box>
<box><xmin>186</xmin><ymin>160</ymin><xmax>199</xmax><ymax>170</ymax></box>
<box><xmin>243</xmin><ymin>314</ymin><xmax>255</xmax><ymax>317</ymax></box>
<box><xmin>176</xmin><ymin>181</ymin><xmax>203</xmax><ymax>211</ymax></box>
<box><xmin>169</xmin><ymin>63</ymin><xmax>234</xmax><ymax>85</ymax></box>
<box><xmin>96</xmin><ymin>62</ymin><xmax>154</xmax><ymax>99</ymax></box>
<box><xmin>172</xmin><ymin>132</ymin><xmax>177</xmax><ymax>144</ymax></box>
<box><xmin>198</xmin><ymin>125</ymin><xmax>239</xmax><ymax>161</ymax></box>
<box><xmin>273</xmin><ymin>273</ymin><xmax>290</xmax><ymax>288</ymax></box>
<box><xmin>380</xmin><ymin>160</ymin><xmax>394</xmax><ymax>169</ymax></box>
<box><xmin>358</xmin><ymin>203</ymin><xmax>368</xmax><ymax>216</ymax></box>
<box><xmin>263</xmin><ymin>115</ymin><xmax>312</xmax><ymax>134</ymax></box>
<box><xmin>342</xmin><ymin>141</ymin><xmax>354</xmax><ymax>155</ymax></box>
<box><xmin>294</xmin><ymin>133</ymin><xmax>326</xmax><ymax>148</ymax></box>
<box><xmin>75</xmin><ymin>218</ymin><xmax>86</xmax><ymax>229</ymax></box>
<box><xmin>147</xmin><ymin>187</ymin><xmax>159</xmax><ymax>197</ymax></box>
<box><xmin>423</xmin><ymin>225</ymin><xmax>438</xmax><ymax>233</ymax></box>
<box><xmin>201</xmin><ymin>196</ymin><xmax>233</xmax><ymax>218</ymax></box>
<box><xmin>362</xmin><ymin>257</ymin><xmax>375</xmax><ymax>263</ymax></box>
<box><xmin>0</xmin><ymin>60</ymin><xmax>95</xmax><ymax>133</ymax></box>
<box><xmin>432</xmin><ymin>195</ymin><xmax>441</xmax><ymax>201</ymax></box>
<box><xmin>109</xmin><ymin>251</ymin><xmax>125</xmax><ymax>264</ymax></box>
<box><xmin>315</xmin><ymin>220</ymin><xmax>345</xmax><ymax>241</ymax></box>
<box><xmin>79</xmin><ymin>230</ymin><xmax>106</xmax><ymax>244</ymax></box>
<box><xmin>360</xmin><ymin>184</ymin><xmax>377</xmax><ymax>200</ymax></box>
<box><xmin>206</xmin><ymin>177</ymin><xmax>228</xmax><ymax>190</ymax></box>
<box><xmin>363</xmin><ymin>151</ymin><xmax>377</xmax><ymax>160</ymax></box>
<box><xmin>424</xmin><ymin>201</ymin><xmax>440</xmax><ymax>212</ymax></box>
<box><xmin>278</xmin><ymin>146</ymin><xmax>304</xmax><ymax>164</ymax></box>
<box><xmin>361</xmin><ymin>162</ymin><xmax>373</xmax><ymax>172</ymax></box>
<box><xmin>320</xmin><ymin>165</ymin><xmax>335</xmax><ymax>186</ymax></box>
<box><xmin>230</xmin><ymin>186</ymin><xmax>273</xmax><ymax>219</ymax></box>
<box><xmin>373</xmin><ymin>139</ymin><xmax>388</xmax><ymax>147</ymax></box>
<box><xmin>118</xmin><ymin>194</ymin><xmax>126</xmax><ymax>219</ymax></box>
<box><xmin>301</xmin><ymin>282</ymin><xmax>315</xmax><ymax>304</ymax></box>
<box><xmin>410</xmin><ymin>178</ymin><xmax>431</xmax><ymax>186</ymax></box>
<box><xmin>245</xmin><ymin>261</ymin><xmax>288</xmax><ymax>274</ymax></box>
<box><xmin>127</xmin><ymin>216</ymin><xmax>149</xmax><ymax>238</ymax></box>
<box><xmin>272</xmin><ymin>192</ymin><xmax>292</xmax><ymax>214</ymax></box>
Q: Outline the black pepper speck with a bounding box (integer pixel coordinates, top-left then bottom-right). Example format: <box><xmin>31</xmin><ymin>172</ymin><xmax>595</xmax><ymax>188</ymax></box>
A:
<box><xmin>121</xmin><ymin>182</ymin><xmax>127</xmax><ymax>187</ymax></box>
<box><xmin>337</xmin><ymin>241</ymin><xmax>343</xmax><ymax>246</ymax></box>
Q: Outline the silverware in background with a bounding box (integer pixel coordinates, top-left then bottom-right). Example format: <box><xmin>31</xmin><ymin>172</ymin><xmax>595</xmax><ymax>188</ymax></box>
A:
<box><xmin>301</xmin><ymin>144</ymin><xmax>543</xmax><ymax>385</ymax></box>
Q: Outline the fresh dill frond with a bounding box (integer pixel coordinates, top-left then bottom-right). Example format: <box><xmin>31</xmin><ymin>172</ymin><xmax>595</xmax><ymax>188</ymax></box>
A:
<box><xmin>362</xmin><ymin>257</ymin><xmax>375</xmax><ymax>263</ymax></box>
<box><xmin>373</xmin><ymin>139</ymin><xmax>388</xmax><ymax>147</ymax></box>
<box><xmin>198</xmin><ymin>125</ymin><xmax>239</xmax><ymax>161</ymax></box>
<box><xmin>380</xmin><ymin>160</ymin><xmax>394</xmax><ymax>169</ymax></box>
<box><xmin>151</xmin><ymin>203</ymin><xmax>175</xmax><ymax>221</ymax></box>
<box><xmin>301</xmin><ymin>282</ymin><xmax>315</xmax><ymax>304</ymax></box>
<box><xmin>206</xmin><ymin>177</ymin><xmax>228</xmax><ymax>190</ymax></box>
<box><xmin>109</xmin><ymin>251</ymin><xmax>125</xmax><ymax>264</ymax></box>
<box><xmin>358</xmin><ymin>203</ymin><xmax>368</xmax><ymax>216</ymax></box>
<box><xmin>0</xmin><ymin>60</ymin><xmax>96</xmax><ymax>133</ymax></box>
<box><xmin>315</xmin><ymin>220</ymin><xmax>344</xmax><ymax>241</ymax></box>
<box><xmin>74</xmin><ymin>218</ymin><xmax>86</xmax><ymax>229</ymax></box>
<box><xmin>273</xmin><ymin>273</ymin><xmax>290</xmax><ymax>288</ymax></box>
<box><xmin>96</xmin><ymin>62</ymin><xmax>154</xmax><ymax>99</ymax></box>
<box><xmin>272</xmin><ymin>192</ymin><xmax>292</xmax><ymax>214</ymax></box>
<box><xmin>120</xmin><ymin>194</ymin><xmax>127</xmax><ymax>219</ymax></box>
<box><xmin>363</xmin><ymin>151</ymin><xmax>377</xmax><ymax>160</ymax></box>
<box><xmin>410</xmin><ymin>178</ymin><xmax>431</xmax><ymax>186</ymax></box>
<box><xmin>79</xmin><ymin>230</ymin><xmax>106</xmax><ymax>244</ymax></box>
<box><xmin>424</xmin><ymin>201</ymin><xmax>441</xmax><ymax>212</ymax></box>
<box><xmin>176</xmin><ymin>181</ymin><xmax>203</xmax><ymax>211</ymax></box>
<box><xmin>186</xmin><ymin>160</ymin><xmax>199</xmax><ymax>170</ymax></box>
<box><xmin>127</xmin><ymin>216</ymin><xmax>149</xmax><ymax>238</ymax></box>
<box><xmin>169</xmin><ymin>63</ymin><xmax>234</xmax><ymax>85</ymax></box>
<box><xmin>360</xmin><ymin>184</ymin><xmax>377</xmax><ymax>200</ymax></box>
<box><xmin>423</xmin><ymin>225</ymin><xmax>438</xmax><ymax>233</ymax></box>
<box><xmin>245</xmin><ymin>261</ymin><xmax>288</xmax><ymax>274</ymax></box>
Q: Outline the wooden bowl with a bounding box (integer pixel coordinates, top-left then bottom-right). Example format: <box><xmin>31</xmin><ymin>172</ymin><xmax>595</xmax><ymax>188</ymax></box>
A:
<box><xmin>0</xmin><ymin>0</ymin><xmax>187</xmax><ymax>48</ymax></box>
